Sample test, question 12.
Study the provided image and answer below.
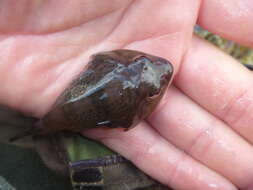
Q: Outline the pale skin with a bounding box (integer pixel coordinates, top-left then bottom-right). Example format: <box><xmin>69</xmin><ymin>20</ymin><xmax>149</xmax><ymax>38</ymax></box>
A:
<box><xmin>1</xmin><ymin>0</ymin><xmax>253</xmax><ymax>189</ymax></box>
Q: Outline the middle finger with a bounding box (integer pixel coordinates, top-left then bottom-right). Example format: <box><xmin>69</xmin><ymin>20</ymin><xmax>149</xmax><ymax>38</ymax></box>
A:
<box><xmin>149</xmin><ymin>85</ymin><xmax>253</xmax><ymax>189</ymax></box>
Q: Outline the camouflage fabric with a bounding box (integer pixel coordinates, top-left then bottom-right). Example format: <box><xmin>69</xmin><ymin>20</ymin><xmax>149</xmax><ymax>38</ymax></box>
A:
<box><xmin>0</xmin><ymin>143</ymin><xmax>72</xmax><ymax>190</ymax></box>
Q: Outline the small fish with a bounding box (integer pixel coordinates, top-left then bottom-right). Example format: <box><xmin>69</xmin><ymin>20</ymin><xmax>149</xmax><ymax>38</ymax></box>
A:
<box><xmin>10</xmin><ymin>49</ymin><xmax>174</xmax><ymax>141</ymax></box>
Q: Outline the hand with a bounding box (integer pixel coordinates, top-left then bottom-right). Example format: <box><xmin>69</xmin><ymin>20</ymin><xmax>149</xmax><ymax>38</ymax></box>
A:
<box><xmin>1</xmin><ymin>1</ymin><xmax>253</xmax><ymax>190</ymax></box>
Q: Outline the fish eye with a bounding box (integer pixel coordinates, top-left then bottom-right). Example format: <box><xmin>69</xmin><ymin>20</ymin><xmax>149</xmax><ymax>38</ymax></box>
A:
<box><xmin>143</xmin><ymin>65</ymin><xmax>148</xmax><ymax>71</ymax></box>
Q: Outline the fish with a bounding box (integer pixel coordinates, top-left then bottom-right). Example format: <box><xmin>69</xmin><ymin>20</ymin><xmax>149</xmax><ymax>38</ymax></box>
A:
<box><xmin>10</xmin><ymin>49</ymin><xmax>173</xmax><ymax>141</ymax></box>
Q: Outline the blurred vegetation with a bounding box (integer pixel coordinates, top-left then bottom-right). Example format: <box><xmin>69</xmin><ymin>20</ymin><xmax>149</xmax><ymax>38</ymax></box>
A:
<box><xmin>194</xmin><ymin>25</ymin><xmax>253</xmax><ymax>66</ymax></box>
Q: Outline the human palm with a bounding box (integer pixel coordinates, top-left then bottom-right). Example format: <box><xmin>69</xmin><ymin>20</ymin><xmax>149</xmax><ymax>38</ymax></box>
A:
<box><xmin>1</xmin><ymin>1</ymin><xmax>253</xmax><ymax>190</ymax></box>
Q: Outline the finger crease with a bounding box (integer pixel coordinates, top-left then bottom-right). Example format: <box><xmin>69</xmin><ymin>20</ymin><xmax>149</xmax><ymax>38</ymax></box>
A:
<box><xmin>167</xmin><ymin>151</ymin><xmax>188</xmax><ymax>187</ymax></box>
<box><xmin>186</xmin><ymin>126</ymin><xmax>215</xmax><ymax>159</ymax></box>
<box><xmin>221</xmin><ymin>88</ymin><xmax>252</xmax><ymax>127</ymax></box>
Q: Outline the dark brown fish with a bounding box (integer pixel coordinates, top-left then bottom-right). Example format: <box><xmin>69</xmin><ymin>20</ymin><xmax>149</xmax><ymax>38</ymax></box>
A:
<box><xmin>11</xmin><ymin>49</ymin><xmax>173</xmax><ymax>140</ymax></box>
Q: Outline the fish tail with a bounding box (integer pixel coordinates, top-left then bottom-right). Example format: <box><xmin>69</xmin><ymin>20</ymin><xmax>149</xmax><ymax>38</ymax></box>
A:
<box><xmin>9</xmin><ymin>127</ymin><xmax>38</xmax><ymax>142</ymax></box>
<box><xmin>0</xmin><ymin>104</ymin><xmax>40</xmax><ymax>143</ymax></box>
<box><xmin>9</xmin><ymin>121</ymin><xmax>44</xmax><ymax>142</ymax></box>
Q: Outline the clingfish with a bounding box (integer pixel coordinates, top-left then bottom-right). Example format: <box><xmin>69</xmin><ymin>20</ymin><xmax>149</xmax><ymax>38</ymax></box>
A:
<box><xmin>11</xmin><ymin>49</ymin><xmax>174</xmax><ymax>141</ymax></box>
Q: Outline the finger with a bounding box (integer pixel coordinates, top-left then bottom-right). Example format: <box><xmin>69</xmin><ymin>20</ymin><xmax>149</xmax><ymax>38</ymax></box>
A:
<box><xmin>149</xmin><ymin>85</ymin><xmax>253</xmax><ymax>189</ymax></box>
<box><xmin>198</xmin><ymin>0</ymin><xmax>253</xmax><ymax>47</ymax></box>
<box><xmin>83</xmin><ymin>123</ymin><xmax>236</xmax><ymax>190</ymax></box>
<box><xmin>175</xmin><ymin>36</ymin><xmax>253</xmax><ymax>145</ymax></box>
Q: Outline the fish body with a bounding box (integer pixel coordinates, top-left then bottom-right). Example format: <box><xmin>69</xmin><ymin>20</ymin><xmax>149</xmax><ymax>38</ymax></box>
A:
<box><xmin>39</xmin><ymin>49</ymin><xmax>173</xmax><ymax>134</ymax></box>
<box><xmin>9</xmin><ymin>49</ymin><xmax>173</xmax><ymax>141</ymax></box>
